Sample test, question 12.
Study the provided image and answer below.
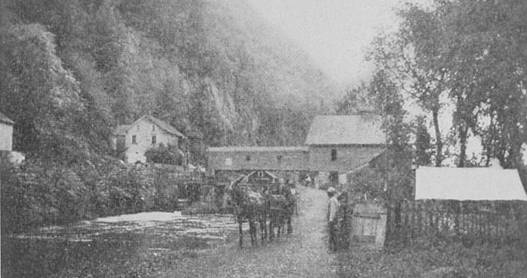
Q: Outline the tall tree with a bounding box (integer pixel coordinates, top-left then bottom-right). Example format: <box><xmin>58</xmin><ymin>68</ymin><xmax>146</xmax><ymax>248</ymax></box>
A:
<box><xmin>369</xmin><ymin>70</ymin><xmax>413</xmax><ymax>200</ymax></box>
<box><xmin>441</xmin><ymin>0</ymin><xmax>527</xmax><ymax>169</ymax></box>
<box><xmin>335</xmin><ymin>82</ymin><xmax>373</xmax><ymax>115</ymax></box>
<box><xmin>370</xmin><ymin>5</ymin><xmax>448</xmax><ymax>166</ymax></box>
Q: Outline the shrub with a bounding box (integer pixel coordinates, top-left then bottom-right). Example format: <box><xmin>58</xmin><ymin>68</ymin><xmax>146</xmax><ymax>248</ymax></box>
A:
<box><xmin>0</xmin><ymin>157</ymin><xmax>177</xmax><ymax>234</ymax></box>
<box><xmin>145</xmin><ymin>144</ymin><xmax>183</xmax><ymax>165</ymax></box>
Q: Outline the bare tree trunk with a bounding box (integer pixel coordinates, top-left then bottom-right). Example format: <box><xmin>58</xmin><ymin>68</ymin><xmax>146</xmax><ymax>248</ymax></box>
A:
<box><xmin>432</xmin><ymin>109</ymin><xmax>443</xmax><ymax>166</ymax></box>
<box><xmin>511</xmin><ymin>139</ymin><xmax>527</xmax><ymax>191</ymax></box>
<box><xmin>458</xmin><ymin>124</ymin><xmax>468</xmax><ymax>167</ymax></box>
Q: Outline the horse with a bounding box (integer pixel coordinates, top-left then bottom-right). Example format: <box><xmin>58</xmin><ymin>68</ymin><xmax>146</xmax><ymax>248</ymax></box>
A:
<box><xmin>268</xmin><ymin>193</ymin><xmax>288</xmax><ymax>240</ymax></box>
<box><xmin>267</xmin><ymin>183</ymin><xmax>296</xmax><ymax>239</ymax></box>
<box><xmin>226</xmin><ymin>177</ymin><xmax>268</xmax><ymax>247</ymax></box>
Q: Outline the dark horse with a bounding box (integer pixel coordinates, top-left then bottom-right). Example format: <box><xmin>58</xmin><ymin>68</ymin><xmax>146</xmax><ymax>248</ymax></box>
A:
<box><xmin>268</xmin><ymin>183</ymin><xmax>296</xmax><ymax>240</ymax></box>
<box><xmin>226</xmin><ymin>177</ymin><xmax>268</xmax><ymax>247</ymax></box>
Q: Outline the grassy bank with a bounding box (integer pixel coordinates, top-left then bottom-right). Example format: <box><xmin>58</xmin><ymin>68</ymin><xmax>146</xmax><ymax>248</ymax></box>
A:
<box><xmin>336</xmin><ymin>238</ymin><xmax>527</xmax><ymax>277</ymax></box>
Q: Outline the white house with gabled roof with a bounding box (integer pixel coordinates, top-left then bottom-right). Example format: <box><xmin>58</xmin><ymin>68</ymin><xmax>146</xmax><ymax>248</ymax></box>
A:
<box><xmin>113</xmin><ymin>115</ymin><xmax>187</xmax><ymax>164</ymax></box>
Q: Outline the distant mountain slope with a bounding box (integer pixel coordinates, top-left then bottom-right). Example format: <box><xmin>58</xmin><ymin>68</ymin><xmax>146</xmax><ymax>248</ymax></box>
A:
<box><xmin>204</xmin><ymin>0</ymin><xmax>340</xmax><ymax>107</ymax></box>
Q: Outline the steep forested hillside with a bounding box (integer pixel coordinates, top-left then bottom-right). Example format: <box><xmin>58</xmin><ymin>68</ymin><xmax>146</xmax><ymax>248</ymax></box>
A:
<box><xmin>1</xmin><ymin>0</ymin><xmax>338</xmax><ymax>160</ymax></box>
<box><xmin>0</xmin><ymin>0</ymin><xmax>339</xmax><ymax>231</ymax></box>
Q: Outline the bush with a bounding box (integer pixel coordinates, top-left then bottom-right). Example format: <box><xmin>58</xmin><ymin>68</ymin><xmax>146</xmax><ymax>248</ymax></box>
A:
<box><xmin>145</xmin><ymin>144</ymin><xmax>183</xmax><ymax>165</ymax></box>
<box><xmin>1</xmin><ymin>160</ymin><xmax>90</xmax><ymax>232</ymax></box>
<box><xmin>0</xmin><ymin>157</ymin><xmax>175</xmax><ymax>234</ymax></box>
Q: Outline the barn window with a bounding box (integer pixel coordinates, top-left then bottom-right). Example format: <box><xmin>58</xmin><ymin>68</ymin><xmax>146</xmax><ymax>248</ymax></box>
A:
<box><xmin>331</xmin><ymin>149</ymin><xmax>337</xmax><ymax>161</ymax></box>
<box><xmin>151</xmin><ymin>135</ymin><xmax>156</xmax><ymax>145</ymax></box>
<box><xmin>132</xmin><ymin>135</ymin><xmax>137</xmax><ymax>144</ymax></box>
<box><xmin>246</xmin><ymin>155</ymin><xmax>251</xmax><ymax>161</ymax></box>
<box><xmin>277</xmin><ymin>155</ymin><xmax>282</xmax><ymax>162</ymax></box>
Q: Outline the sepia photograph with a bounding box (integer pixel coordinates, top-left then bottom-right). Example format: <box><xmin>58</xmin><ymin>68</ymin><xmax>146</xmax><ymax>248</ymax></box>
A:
<box><xmin>1</xmin><ymin>0</ymin><xmax>526</xmax><ymax>277</ymax></box>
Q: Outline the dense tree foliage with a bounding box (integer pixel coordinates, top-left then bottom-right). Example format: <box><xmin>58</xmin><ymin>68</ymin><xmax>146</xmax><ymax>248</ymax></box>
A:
<box><xmin>338</xmin><ymin>0</ymin><xmax>527</xmax><ymax>194</ymax></box>
<box><xmin>348</xmin><ymin>0</ymin><xmax>526</xmax><ymax>167</ymax></box>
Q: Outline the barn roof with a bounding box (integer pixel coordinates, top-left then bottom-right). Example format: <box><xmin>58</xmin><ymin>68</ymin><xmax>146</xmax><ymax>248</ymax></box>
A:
<box><xmin>0</xmin><ymin>111</ymin><xmax>14</xmax><ymax>125</ymax></box>
<box><xmin>415</xmin><ymin>167</ymin><xmax>527</xmax><ymax>201</ymax></box>
<box><xmin>207</xmin><ymin>146</ymin><xmax>309</xmax><ymax>152</ymax></box>
<box><xmin>305</xmin><ymin>115</ymin><xmax>384</xmax><ymax>145</ymax></box>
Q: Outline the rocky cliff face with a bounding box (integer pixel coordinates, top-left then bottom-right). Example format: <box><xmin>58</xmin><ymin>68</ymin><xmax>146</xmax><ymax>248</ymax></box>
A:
<box><xmin>190</xmin><ymin>0</ymin><xmax>340</xmax><ymax>146</ymax></box>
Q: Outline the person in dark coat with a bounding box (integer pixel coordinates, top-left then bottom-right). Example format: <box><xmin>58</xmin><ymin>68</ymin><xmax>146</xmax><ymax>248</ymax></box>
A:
<box><xmin>327</xmin><ymin>187</ymin><xmax>339</xmax><ymax>251</ymax></box>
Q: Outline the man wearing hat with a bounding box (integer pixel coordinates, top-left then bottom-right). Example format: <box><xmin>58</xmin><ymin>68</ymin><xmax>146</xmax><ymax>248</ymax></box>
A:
<box><xmin>327</xmin><ymin>187</ymin><xmax>339</xmax><ymax>251</ymax></box>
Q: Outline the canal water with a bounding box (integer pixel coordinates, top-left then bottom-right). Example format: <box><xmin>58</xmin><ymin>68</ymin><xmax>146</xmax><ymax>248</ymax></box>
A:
<box><xmin>2</xmin><ymin>211</ymin><xmax>242</xmax><ymax>277</ymax></box>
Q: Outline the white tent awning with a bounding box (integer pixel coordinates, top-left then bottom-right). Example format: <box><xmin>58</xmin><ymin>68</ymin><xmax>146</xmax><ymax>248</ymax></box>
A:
<box><xmin>415</xmin><ymin>167</ymin><xmax>527</xmax><ymax>201</ymax></box>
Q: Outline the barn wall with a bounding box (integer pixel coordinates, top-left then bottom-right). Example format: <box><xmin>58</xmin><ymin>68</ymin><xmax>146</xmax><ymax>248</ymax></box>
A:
<box><xmin>208</xmin><ymin>149</ymin><xmax>309</xmax><ymax>171</ymax></box>
<box><xmin>208</xmin><ymin>145</ymin><xmax>385</xmax><ymax>173</ymax></box>
<box><xmin>308</xmin><ymin>145</ymin><xmax>385</xmax><ymax>172</ymax></box>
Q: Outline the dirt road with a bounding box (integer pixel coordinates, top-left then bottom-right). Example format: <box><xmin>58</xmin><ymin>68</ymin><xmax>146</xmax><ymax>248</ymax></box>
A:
<box><xmin>163</xmin><ymin>186</ymin><xmax>338</xmax><ymax>278</ymax></box>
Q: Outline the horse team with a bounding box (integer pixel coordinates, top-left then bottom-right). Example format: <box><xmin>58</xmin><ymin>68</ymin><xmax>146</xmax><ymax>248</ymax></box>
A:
<box><xmin>226</xmin><ymin>177</ymin><xmax>297</xmax><ymax>247</ymax></box>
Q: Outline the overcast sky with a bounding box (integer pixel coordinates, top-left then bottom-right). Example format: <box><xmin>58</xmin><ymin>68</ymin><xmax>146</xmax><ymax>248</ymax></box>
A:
<box><xmin>247</xmin><ymin>0</ymin><xmax>430</xmax><ymax>86</ymax></box>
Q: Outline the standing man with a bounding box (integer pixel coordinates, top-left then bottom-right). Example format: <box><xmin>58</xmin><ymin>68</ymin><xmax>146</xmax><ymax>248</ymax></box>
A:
<box><xmin>327</xmin><ymin>187</ymin><xmax>339</xmax><ymax>251</ymax></box>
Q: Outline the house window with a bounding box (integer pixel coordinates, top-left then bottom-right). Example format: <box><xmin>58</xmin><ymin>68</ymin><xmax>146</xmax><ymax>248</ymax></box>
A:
<box><xmin>246</xmin><ymin>155</ymin><xmax>251</xmax><ymax>161</ymax></box>
<box><xmin>152</xmin><ymin>135</ymin><xmax>156</xmax><ymax>145</ymax></box>
<box><xmin>152</xmin><ymin>125</ymin><xmax>155</xmax><ymax>131</ymax></box>
<box><xmin>132</xmin><ymin>135</ymin><xmax>137</xmax><ymax>144</ymax></box>
<box><xmin>277</xmin><ymin>155</ymin><xmax>282</xmax><ymax>162</ymax></box>
<box><xmin>331</xmin><ymin>149</ymin><xmax>337</xmax><ymax>161</ymax></box>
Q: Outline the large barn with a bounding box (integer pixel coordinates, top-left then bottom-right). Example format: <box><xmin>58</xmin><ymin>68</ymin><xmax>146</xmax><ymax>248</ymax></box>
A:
<box><xmin>207</xmin><ymin>114</ymin><xmax>386</xmax><ymax>186</ymax></box>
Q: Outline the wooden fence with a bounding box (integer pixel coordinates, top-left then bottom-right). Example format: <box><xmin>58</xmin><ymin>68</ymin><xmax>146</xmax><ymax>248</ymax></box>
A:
<box><xmin>386</xmin><ymin>200</ymin><xmax>527</xmax><ymax>245</ymax></box>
